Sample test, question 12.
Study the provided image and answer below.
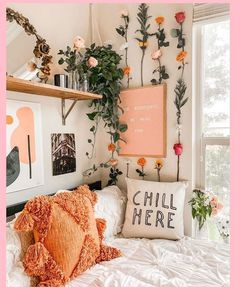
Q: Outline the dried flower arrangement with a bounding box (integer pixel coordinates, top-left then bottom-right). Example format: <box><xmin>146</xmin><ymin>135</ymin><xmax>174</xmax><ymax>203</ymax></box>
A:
<box><xmin>6</xmin><ymin>7</ymin><xmax>52</xmax><ymax>83</ymax></box>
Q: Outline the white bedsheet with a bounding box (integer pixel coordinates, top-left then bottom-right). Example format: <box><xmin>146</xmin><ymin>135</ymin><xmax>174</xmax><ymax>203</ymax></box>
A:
<box><xmin>7</xmin><ymin>227</ymin><xmax>229</xmax><ymax>287</ymax></box>
<box><xmin>67</xmin><ymin>237</ymin><xmax>230</xmax><ymax>287</ymax></box>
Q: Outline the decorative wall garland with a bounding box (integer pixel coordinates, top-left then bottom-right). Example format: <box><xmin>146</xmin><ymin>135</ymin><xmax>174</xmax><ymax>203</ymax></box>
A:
<box><xmin>150</xmin><ymin>16</ymin><xmax>169</xmax><ymax>85</ymax></box>
<box><xmin>135</xmin><ymin>3</ymin><xmax>151</xmax><ymax>87</ymax></box>
<box><xmin>171</xmin><ymin>11</ymin><xmax>189</xmax><ymax>181</ymax></box>
<box><xmin>116</xmin><ymin>9</ymin><xmax>131</xmax><ymax>88</ymax></box>
<box><xmin>6</xmin><ymin>7</ymin><xmax>52</xmax><ymax>83</ymax></box>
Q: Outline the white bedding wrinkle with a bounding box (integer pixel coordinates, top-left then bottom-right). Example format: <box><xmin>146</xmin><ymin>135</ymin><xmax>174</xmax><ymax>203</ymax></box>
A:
<box><xmin>6</xmin><ymin>225</ymin><xmax>229</xmax><ymax>287</ymax></box>
<box><xmin>66</xmin><ymin>237</ymin><xmax>229</xmax><ymax>287</ymax></box>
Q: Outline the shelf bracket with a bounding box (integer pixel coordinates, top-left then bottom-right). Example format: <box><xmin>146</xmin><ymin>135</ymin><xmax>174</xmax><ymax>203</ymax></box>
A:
<box><xmin>61</xmin><ymin>99</ymin><xmax>78</xmax><ymax>125</ymax></box>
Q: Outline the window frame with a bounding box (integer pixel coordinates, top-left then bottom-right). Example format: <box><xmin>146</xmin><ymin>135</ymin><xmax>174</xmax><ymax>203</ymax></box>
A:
<box><xmin>193</xmin><ymin>15</ymin><xmax>230</xmax><ymax>190</ymax></box>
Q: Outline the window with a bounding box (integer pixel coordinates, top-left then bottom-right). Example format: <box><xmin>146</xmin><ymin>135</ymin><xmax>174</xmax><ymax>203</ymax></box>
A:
<box><xmin>194</xmin><ymin>17</ymin><xmax>230</xmax><ymax>222</ymax></box>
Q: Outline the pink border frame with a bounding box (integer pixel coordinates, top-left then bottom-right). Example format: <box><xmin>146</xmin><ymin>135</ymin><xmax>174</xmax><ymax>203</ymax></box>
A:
<box><xmin>1</xmin><ymin>0</ymin><xmax>235</xmax><ymax>289</ymax></box>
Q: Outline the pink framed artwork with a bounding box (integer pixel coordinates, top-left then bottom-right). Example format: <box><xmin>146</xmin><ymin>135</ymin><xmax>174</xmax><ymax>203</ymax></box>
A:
<box><xmin>119</xmin><ymin>85</ymin><xmax>167</xmax><ymax>157</ymax></box>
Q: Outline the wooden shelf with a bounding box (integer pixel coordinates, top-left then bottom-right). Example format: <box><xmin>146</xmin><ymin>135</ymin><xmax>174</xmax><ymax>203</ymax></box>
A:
<box><xmin>6</xmin><ymin>76</ymin><xmax>102</xmax><ymax>125</ymax></box>
<box><xmin>6</xmin><ymin>76</ymin><xmax>102</xmax><ymax>101</ymax></box>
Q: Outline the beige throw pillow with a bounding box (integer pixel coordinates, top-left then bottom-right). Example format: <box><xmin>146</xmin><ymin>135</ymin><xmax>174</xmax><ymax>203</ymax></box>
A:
<box><xmin>122</xmin><ymin>178</ymin><xmax>188</xmax><ymax>240</ymax></box>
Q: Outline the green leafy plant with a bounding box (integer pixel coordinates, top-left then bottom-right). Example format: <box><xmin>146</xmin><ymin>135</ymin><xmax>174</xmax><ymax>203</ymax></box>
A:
<box><xmin>81</xmin><ymin>44</ymin><xmax>127</xmax><ymax>183</ymax></box>
<box><xmin>80</xmin><ymin>43</ymin><xmax>128</xmax><ymax>159</ymax></box>
<box><xmin>58</xmin><ymin>46</ymin><xmax>83</xmax><ymax>75</ymax></box>
<box><xmin>135</xmin><ymin>3</ymin><xmax>151</xmax><ymax>86</ymax></box>
<box><xmin>189</xmin><ymin>189</ymin><xmax>212</xmax><ymax>230</ymax></box>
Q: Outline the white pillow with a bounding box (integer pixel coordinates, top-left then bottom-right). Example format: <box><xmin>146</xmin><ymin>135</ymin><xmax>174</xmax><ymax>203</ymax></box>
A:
<box><xmin>94</xmin><ymin>186</ymin><xmax>127</xmax><ymax>238</ymax></box>
<box><xmin>122</xmin><ymin>178</ymin><xmax>188</xmax><ymax>240</ymax></box>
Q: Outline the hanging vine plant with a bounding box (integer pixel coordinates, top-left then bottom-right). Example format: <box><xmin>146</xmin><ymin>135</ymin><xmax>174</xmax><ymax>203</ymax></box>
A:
<box><xmin>81</xmin><ymin>43</ymin><xmax>127</xmax><ymax>184</ymax></box>
<box><xmin>150</xmin><ymin>16</ymin><xmax>169</xmax><ymax>85</ymax></box>
<box><xmin>135</xmin><ymin>3</ymin><xmax>151</xmax><ymax>87</ymax></box>
<box><xmin>171</xmin><ymin>12</ymin><xmax>189</xmax><ymax>181</ymax></box>
<box><xmin>116</xmin><ymin>9</ymin><xmax>132</xmax><ymax>88</ymax></box>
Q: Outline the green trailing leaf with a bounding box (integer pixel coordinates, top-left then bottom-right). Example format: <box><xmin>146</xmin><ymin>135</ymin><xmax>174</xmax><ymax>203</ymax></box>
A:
<box><xmin>87</xmin><ymin>112</ymin><xmax>98</xmax><ymax>121</ymax></box>
<box><xmin>119</xmin><ymin>123</ymin><xmax>128</xmax><ymax>133</ymax></box>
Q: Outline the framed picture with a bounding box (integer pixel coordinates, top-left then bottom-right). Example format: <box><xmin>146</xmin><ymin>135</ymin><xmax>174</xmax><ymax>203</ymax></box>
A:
<box><xmin>6</xmin><ymin>100</ymin><xmax>44</xmax><ymax>193</ymax></box>
<box><xmin>119</xmin><ymin>85</ymin><xmax>167</xmax><ymax>157</ymax></box>
<box><xmin>51</xmin><ymin>133</ymin><xmax>76</xmax><ymax>176</ymax></box>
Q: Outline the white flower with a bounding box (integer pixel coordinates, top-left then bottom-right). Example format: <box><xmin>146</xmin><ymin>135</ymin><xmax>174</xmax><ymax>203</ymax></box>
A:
<box><xmin>119</xmin><ymin>42</ymin><xmax>129</xmax><ymax>50</ymax></box>
<box><xmin>73</xmin><ymin>36</ymin><xmax>85</xmax><ymax>51</ymax></box>
<box><xmin>120</xmin><ymin>9</ymin><xmax>129</xmax><ymax>17</ymax></box>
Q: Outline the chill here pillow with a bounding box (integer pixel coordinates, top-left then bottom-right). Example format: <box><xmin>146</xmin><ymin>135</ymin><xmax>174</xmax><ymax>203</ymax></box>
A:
<box><xmin>122</xmin><ymin>178</ymin><xmax>188</xmax><ymax>240</ymax></box>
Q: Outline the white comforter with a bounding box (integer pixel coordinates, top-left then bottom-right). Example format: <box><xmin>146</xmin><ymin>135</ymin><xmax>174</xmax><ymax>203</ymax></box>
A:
<box><xmin>7</xmin><ymin>228</ymin><xmax>229</xmax><ymax>287</ymax></box>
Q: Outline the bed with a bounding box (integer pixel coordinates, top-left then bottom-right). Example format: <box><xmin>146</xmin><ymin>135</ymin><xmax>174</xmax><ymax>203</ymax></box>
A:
<box><xmin>6</xmin><ymin>181</ymin><xmax>230</xmax><ymax>287</ymax></box>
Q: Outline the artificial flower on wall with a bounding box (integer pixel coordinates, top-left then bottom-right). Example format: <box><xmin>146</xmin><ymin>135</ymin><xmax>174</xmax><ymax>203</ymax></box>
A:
<box><xmin>135</xmin><ymin>3</ymin><xmax>151</xmax><ymax>87</ymax></box>
<box><xmin>171</xmin><ymin>11</ymin><xmax>189</xmax><ymax>181</ymax></box>
<box><xmin>136</xmin><ymin>157</ymin><xmax>147</xmax><ymax>180</ymax></box>
<box><xmin>150</xmin><ymin>16</ymin><xmax>169</xmax><ymax>85</ymax></box>
<box><xmin>154</xmin><ymin>159</ymin><xmax>163</xmax><ymax>182</ymax></box>
<box><xmin>116</xmin><ymin>9</ymin><xmax>132</xmax><ymax>88</ymax></box>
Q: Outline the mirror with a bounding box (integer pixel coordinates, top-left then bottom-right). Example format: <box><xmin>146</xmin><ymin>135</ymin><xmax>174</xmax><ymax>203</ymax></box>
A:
<box><xmin>6</xmin><ymin>8</ymin><xmax>52</xmax><ymax>83</ymax></box>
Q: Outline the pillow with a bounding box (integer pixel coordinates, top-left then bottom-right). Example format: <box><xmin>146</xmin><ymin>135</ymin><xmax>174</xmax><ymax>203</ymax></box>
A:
<box><xmin>94</xmin><ymin>186</ymin><xmax>127</xmax><ymax>238</ymax></box>
<box><xmin>14</xmin><ymin>185</ymin><xmax>121</xmax><ymax>287</ymax></box>
<box><xmin>122</xmin><ymin>178</ymin><xmax>188</xmax><ymax>240</ymax></box>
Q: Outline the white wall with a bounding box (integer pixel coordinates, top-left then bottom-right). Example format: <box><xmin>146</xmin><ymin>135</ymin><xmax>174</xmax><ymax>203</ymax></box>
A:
<box><xmin>6</xmin><ymin>3</ymin><xmax>194</xmax><ymax>236</ymax></box>
<box><xmin>94</xmin><ymin>3</ymin><xmax>194</xmax><ymax>236</ymax></box>
<box><xmin>6</xmin><ymin>4</ymin><xmax>103</xmax><ymax>206</ymax></box>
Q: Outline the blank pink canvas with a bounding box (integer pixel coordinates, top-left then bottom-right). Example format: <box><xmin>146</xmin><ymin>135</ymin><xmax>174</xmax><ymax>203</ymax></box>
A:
<box><xmin>119</xmin><ymin>85</ymin><xmax>166</xmax><ymax>157</ymax></box>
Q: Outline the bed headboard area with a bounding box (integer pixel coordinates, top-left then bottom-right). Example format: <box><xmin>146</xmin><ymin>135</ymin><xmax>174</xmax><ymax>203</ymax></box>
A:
<box><xmin>6</xmin><ymin>180</ymin><xmax>102</xmax><ymax>218</ymax></box>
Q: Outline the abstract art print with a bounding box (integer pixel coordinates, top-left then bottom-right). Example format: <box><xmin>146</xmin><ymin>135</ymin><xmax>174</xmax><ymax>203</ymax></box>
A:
<box><xmin>119</xmin><ymin>85</ymin><xmax>167</xmax><ymax>157</ymax></box>
<box><xmin>6</xmin><ymin>99</ymin><xmax>44</xmax><ymax>193</ymax></box>
<box><xmin>51</xmin><ymin>133</ymin><xmax>76</xmax><ymax>176</ymax></box>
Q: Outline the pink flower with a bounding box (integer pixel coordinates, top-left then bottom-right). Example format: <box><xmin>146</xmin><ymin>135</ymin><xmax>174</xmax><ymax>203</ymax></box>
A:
<box><xmin>210</xmin><ymin>200</ymin><xmax>217</xmax><ymax>208</ymax></box>
<box><xmin>88</xmin><ymin>57</ymin><xmax>98</xmax><ymax>68</ymax></box>
<box><xmin>175</xmin><ymin>11</ymin><xmax>185</xmax><ymax>24</ymax></box>
<box><xmin>217</xmin><ymin>203</ymin><xmax>223</xmax><ymax>210</ymax></box>
<box><xmin>73</xmin><ymin>36</ymin><xmax>85</xmax><ymax>51</ymax></box>
<box><xmin>151</xmin><ymin>49</ymin><xmax>162</xmax><ymax>60</ymax></box>
<box><xmin>109</xmin><ymin>158</ymin><xmax>118</xmax><ymax>167</ymax></box>
<box><xmin>173</xmin><ymin>143</ymin><xmax>183</xmax><ymax>156</ymax></box>
<box><xmin>211</xmin><ymin>207</ymin><xmax>218</xmax><ymax>216</ymax></box>
<box><xmin>120</xmin><ymin>9</ymin><xmax>128</xmax><ymax>17</ymax></box>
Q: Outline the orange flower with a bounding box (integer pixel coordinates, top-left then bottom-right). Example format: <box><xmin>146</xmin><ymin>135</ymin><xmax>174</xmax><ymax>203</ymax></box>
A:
<box><xmin>176</xmin><ymin>51</ymin><xmax>187</xmax><ymax>62</ymax></box>
<box><xmin>155</xmin><ymin>159</ymin><xmax>163</xmax><ymax>169</ymax></box>
<box><xmin>123</xmin><ymin>66</ymin><xmax>131</xmax><ymax>76</ymax></box>
<box><xmin>108</xmin><ymin>143</ymin><xmax>116</xmax><ymax>152</ymax></box>
<box><xmin>138</xmin><ymin>41</ymin><xmax>148</xmax><ymax>48</ymax></box>
<box><xmin>137</xmin><ymin>157</ymin><xmax>146</xmax><ymax>167</ymax></box>
<box><xmin>155</xmin><ymin>16</ymin><xmax>164</xmax><ymax>24</ymax></box>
